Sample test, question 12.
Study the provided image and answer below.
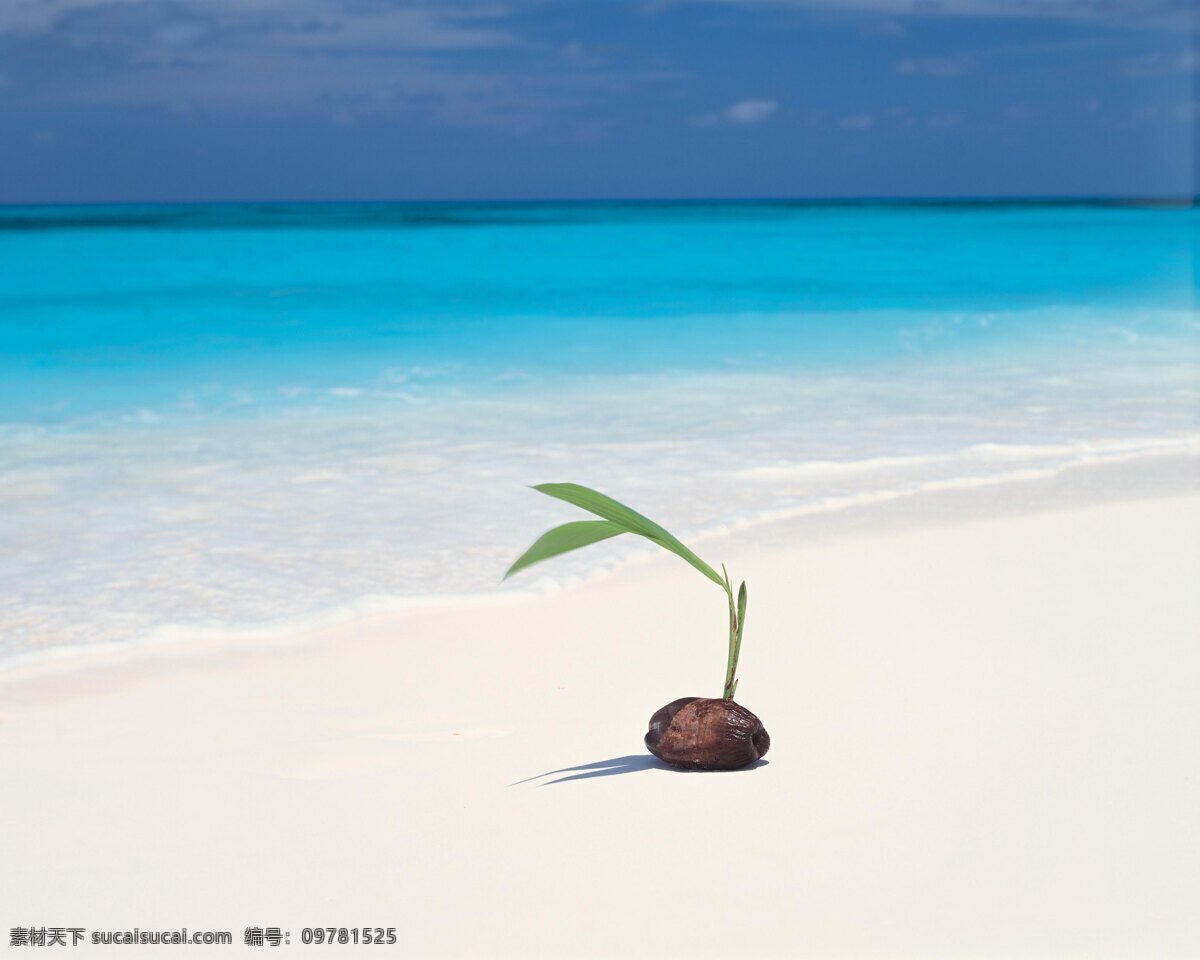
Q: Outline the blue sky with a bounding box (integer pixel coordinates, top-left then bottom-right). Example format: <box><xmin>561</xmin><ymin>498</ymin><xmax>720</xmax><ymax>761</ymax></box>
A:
<box><xmin>0</xmin><ymin>0</ymin><xmax>1195</xmax><ymax>202</ymax></box>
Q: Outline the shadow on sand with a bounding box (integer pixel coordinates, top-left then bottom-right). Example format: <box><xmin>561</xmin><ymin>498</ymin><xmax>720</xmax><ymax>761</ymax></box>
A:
<box><xmin>510</xmin><ymin>753</ymin><xmax>768</xmax><ymax>786</ymax></box>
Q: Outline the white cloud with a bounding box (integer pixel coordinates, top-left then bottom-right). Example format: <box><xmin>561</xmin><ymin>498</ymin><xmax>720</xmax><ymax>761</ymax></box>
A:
<box><xmin>0</xmin><ymin>0</ymin><xmax>516</xmax><ymax>51</ymax></box>
<box><xmin>1118</xmin><ymin>50</ymin><xmax>1199</xmax><ymax>77</ymax></box>
<box><xmin>725</xmin><ymin>98</ymin><xmax>778</xmax><ymax>124</ymax></box>
<box><xmin>0</xmin><ymin>0</ymin><xmax>515</xmax><ymax>50</ymax></box>
<box><xmin>880</xmin><ymin>107</ymin><xmax>966</xmax><ymax>131</ymax></box>
<box><xmin>0</xmin><ymin>0</ymin><xmax>686</xmax><ymax>131</ymax></box>
<box><xmin>925</xmin><ymin>110</ymin><xmax>965</xmax><ymax>129</ymax></box>
<box><xmin>837</xmin><ymin>113</ymin><xmax>875</xmax><ymax>132</ymax></box>
<box><xmin>861</xmin><ymin>19</ymin><xmax>906</xmax><ymax>37</ymax></box>
<box><xmin>264</xmin><ymin>7</ymin><xmax>513</xmax><ymax>53</ymax></box>
<box><xmin>0</xmin><ymin>0</ymin><xmax>145</xmax><ymax>35</ymax></box>
<box><xmin>679</xmin><ymin>0</ymin><xmax>1188</xmax><ymax>30</ymax></box>
<box><xmin>692</xmin><ymin>97</ymin><xmax>778</xmax><ymax>126</ymax></box>
<box><xmin>894</xmin><ymin>54</ymin><xmax>977</xmax><ymax>77</ymax></box>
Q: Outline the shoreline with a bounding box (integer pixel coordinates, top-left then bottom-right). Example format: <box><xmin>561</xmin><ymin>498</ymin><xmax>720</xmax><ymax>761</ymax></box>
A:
<box><xmin>5</xmin><ymin>444</ymin><xmax>1196</xmax><ymax>688</ymax></box>
<box><xmin>5</xmin><ymin>305</ymin><xmax>1196</xmax><ymax>662</ymax></box>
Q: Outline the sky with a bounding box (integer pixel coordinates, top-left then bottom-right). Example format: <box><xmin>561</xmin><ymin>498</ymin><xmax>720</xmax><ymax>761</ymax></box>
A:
<box><xmin>0</xmin><ymin>0</ymin><xmax>1196</xmax><ymax>203</ymax></box>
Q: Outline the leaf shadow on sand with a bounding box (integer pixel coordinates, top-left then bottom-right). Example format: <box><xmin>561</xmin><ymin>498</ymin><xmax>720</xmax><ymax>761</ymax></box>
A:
<box><xmin>510</xmin><ymin>754</ymin><xmax>769</xmax><ymax>786</ymax></box>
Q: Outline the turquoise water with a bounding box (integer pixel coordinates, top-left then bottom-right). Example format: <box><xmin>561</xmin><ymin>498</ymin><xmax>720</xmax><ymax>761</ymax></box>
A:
<box><xmin>1</xmin><ymin>201</ymin><xmax>1197</xmax><ymax>664</ymax></box>
<box><xmin>2</xmin><ymin>201</ymin><xmax>1195</xmax><ymax>422</ymax></box>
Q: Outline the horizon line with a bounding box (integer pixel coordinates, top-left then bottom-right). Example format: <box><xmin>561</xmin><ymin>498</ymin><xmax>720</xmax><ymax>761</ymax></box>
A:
<box><xmin>1</xmin><ymin>193</ymin><xmax>1196</xmax><ymax>211</ymax></box>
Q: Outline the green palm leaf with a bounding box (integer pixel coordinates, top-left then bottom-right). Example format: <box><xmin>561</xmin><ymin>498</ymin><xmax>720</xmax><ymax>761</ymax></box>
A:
<box><xmin>531</xmin><ymin>482</ymin><xmax>726</xmax><ymax>588</ymax></box>
<box><xmin>503</xmin><ymin>519</ymin><xmax>626</xmax><ymax>580</ymax></box>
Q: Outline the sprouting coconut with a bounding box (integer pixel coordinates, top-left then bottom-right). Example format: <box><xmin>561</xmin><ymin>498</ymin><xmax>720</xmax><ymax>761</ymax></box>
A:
<box><xmin>504</xmin><ymin>483</ymin><xmax>769</xmax><ymax>771</ymax></box>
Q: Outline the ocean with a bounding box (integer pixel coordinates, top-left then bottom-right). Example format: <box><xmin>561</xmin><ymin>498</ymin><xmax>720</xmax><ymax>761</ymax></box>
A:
<box><xmin>1</xmin><ymin>200</ymin><xmax>1197</xmax><ymax>666</ymax></box>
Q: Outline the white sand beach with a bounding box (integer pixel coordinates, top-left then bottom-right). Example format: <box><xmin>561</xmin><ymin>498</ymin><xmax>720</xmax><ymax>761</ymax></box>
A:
<box><xmin>2</xmin><ymin>463</ymin><xmax>1198</xmax><ymax>958</ymax></box>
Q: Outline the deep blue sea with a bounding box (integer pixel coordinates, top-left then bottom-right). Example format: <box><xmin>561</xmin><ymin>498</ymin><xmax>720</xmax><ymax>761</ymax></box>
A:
<box><xmin>2</xmin><ymin>201</ymin><xmax>1197</xmax><ymax>665</ymax></box>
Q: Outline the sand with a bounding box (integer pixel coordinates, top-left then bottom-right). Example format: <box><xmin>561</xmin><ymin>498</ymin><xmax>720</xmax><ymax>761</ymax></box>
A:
<box><xmin>2</xmin><ymin>478</ymin><xmax>1198</xmax><ymax>957</ymax></box>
